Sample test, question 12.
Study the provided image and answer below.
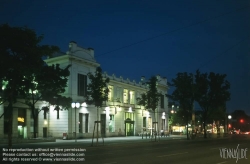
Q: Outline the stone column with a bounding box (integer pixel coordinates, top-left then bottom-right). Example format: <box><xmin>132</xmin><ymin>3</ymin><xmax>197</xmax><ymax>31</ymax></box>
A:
<box><xmin>26</xmin><ymin>109</ymin><xmax>30</xmax><ymax>139</ymax></box>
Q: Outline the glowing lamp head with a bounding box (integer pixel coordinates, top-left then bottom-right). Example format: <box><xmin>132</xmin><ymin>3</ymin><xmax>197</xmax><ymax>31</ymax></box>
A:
<box><xmin>76</xmin><ymin>102</ymin><xmax>80</xmax><ymax>108</ymax></box>
<box><xmin>71</xmin><ymin>102</ymin><xmax>80</xmax><ymax>108</ymax></box>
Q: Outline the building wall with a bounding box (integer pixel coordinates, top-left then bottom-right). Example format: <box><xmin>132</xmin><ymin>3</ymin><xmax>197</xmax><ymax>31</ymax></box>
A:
<box><xmin>0</xmin><ymin>41</ymin><xmax>169</xmax><ymax>140</ymax></box>
<box><xmin>34</xmin><ymin>105</ymin><xmax>70</xmax><ymax>139</ymax></box>
<box><xmin>42</xmin><ymin>41</ymin><xmax>169</xmax><ymax>139</ymax></box>
<box><xmin>0</xmin><ymin>101</ymin><xmax>40</xmax><ymax>139</ymax></box>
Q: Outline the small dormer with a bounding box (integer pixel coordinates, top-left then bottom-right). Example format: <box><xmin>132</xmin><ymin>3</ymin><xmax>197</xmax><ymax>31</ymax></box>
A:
<box><xmin>68</xmin><ymin>41</ymin><xmax>96</xmax><ymax>63</ymax></box>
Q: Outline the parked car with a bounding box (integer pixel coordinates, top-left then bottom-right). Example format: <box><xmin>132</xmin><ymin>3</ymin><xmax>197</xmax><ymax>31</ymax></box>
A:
<box><xmin>230</xmin><ymin>129</ymin><xmax>239</xmax><ymax>134</ymax></box>
<box><xmin>206</xmin><ymin>129</ymin><xmax>212</xmax><ymax>133</ymax></box>
<box><xmin>242</xmin><ymin>131</ymin><xmax>250</xmax><ymax>135</ymax></box>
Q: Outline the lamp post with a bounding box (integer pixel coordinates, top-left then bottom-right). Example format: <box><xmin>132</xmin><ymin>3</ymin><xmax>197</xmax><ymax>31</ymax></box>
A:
<box><xmin>71</xmin><ymin>102</ymin><xmax>80</xmax><ymax>142</ymax></box>
<box><xmin>228</xmin><ymin>115</ymin><xmax>232</xmax><ymax>134</ymax></box>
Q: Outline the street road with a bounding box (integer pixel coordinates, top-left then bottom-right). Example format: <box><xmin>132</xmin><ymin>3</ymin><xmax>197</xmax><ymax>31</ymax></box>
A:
<box><xmin>1</xmin><ymin>135</ymin><xmax>250</xmax><ymax>164</ymax></box>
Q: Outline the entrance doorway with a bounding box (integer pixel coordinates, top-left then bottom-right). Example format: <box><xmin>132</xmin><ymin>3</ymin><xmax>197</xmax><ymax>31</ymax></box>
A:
<box><xmin>125</xmin><ymin>119</ymin><xmax>134</xmax><ymax>136</ymax></box>
<box><xmin>18</xmin><ymin>125</ymin><xmax>23</xmax><ymax>138</ymax></box>
<box><xmin>100</xmin><ymin>114</ymin><xmax>106</xmax><ymax>137</ymax></box>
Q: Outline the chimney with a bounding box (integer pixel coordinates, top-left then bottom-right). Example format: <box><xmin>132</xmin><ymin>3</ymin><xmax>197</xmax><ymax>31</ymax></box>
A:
<box><xmin>88</xmin><ymin>48</ymin><xmax>94</xmax><ymax>57</ymax></box>
<box><xmin>69</xmin><ymin>41</ymin><xmax>77</xmax><ymax>52</ymax></box>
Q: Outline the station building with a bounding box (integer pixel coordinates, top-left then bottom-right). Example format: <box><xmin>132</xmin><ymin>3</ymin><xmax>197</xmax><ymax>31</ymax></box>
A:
<box><xmin>0</xmin><ymin>41</ymin><xmax>169</xmax><ymax>139</ymax></box>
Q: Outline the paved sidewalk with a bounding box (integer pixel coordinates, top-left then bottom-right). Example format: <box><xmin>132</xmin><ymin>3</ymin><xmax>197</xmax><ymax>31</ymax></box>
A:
<box><xmin>1</xmin><ymin>134</ymin><xmax>234</xmax><ymax>145</ymax></box>
<box><xmin>56</xmin><ymin>135</ymin><xmax>186</xmax><ymax>143</ymax></box>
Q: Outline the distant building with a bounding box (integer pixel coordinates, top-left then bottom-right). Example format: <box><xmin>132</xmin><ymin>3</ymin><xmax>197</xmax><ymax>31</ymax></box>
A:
<box><xmin>0</xmin><ymin>41</ymin><xmax>169</xmax><ymax>139</ymax></box>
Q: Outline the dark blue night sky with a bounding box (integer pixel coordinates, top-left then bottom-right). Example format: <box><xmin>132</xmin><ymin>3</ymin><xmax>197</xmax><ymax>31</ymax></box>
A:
<box><xmin>1</xmin><ymin>0</ymin><xmax>249</xmax><ymax>113</ymax></box>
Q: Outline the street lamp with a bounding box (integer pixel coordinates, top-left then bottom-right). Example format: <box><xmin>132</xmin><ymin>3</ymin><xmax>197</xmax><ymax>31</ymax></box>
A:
<box><xmin>171</xmin><ymin>105</ymin><xmax>178</xmax><ymax>113</ymax></box>
<box><xmin>171</xmin><ymin>105</ymin><xmax>174</xmax><ymax>113</ymax></box>
<box><xmin>71</xmin><ymin>102</ymin><xmax>80</xmax><ymax>142</ymax></box>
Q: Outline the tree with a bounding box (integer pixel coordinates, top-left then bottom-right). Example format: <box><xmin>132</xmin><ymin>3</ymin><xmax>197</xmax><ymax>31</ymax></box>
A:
<box><xmin>20</xmin><ymin>64</ymin><xmax>72</xmax><ymax>138</ymax></box>
<box><xmin>167</xmin><ymin>72</ymin><xmax>195</xmax><ymax>140</ymax></box>
<box><xmin>85</xmin><ymin>67</ymin><xmax>109</xmax><ymax>145</ymax></box>
<box><xmin>194</xmin><ymin>70</ymin><xmax>230</xmax><ymax>138</ymax></box>
<box><xmin>0</xmin><ymin>24</ymin><xmax>63</xmax><ymax>147</ymax></box>
<box><xmin>137</xmin><ymin>76</ymin><xmax>161</xmax><ymax>141</ymax></box>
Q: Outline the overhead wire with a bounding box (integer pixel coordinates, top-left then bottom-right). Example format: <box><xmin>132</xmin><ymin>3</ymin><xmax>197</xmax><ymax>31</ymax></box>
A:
<box><xmin>195</xmin><ymin>35</ymin><xmax>250</xmax><ymax>71</ymax></box>
<box><xmin>95</xmin><ymin>5</ymin><xmax>250</xmax><ymax>58</ymax></box>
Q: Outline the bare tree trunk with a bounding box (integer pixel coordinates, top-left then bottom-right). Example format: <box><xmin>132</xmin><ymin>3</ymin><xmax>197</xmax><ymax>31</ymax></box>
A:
<box><xmin>203</xmin><ymin>113</ymin><xmax>207</xmax><ymax>139</ymax></box>
<box><xmin>96</xmin><ymin>107</ymin><xmax>99</xmax><ymax>145</ymax></box>
<box><xmin>186</xmin><ymin>118</ymin><xmax>189</xmax><ymax>140</ymax></box>
<box><xmin>154</xmin><ymin>111</ymin><xmax>157</xmax><ymax>142</ymax></box>
<box><xmin>203</xmin><ymin>121</ymin><xmax>207</xmax><ymax>138</ymax></box>
<box><xmin>32</xmin><ymin>106</ymin><xmax>37</xmax><ymax>138</ymax></box>
<box><xmin>33</xmin><ymin>116</ymin><xmax>37</xmax><ymax>138</ymax></box>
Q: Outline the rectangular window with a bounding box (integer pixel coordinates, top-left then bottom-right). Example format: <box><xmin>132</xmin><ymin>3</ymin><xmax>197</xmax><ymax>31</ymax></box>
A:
<box><xmin>85</xmin><ymin>114</ymin><xmax>89</xmax><ymax>133</ymax></box>
<box><xmin>79</xmin><ymin>113</ymin><xmax>83</xmax><ymax>133</ymax></box>
<box><xmin>129</xmin><ymin>91</ymin><xmax>135</xmax><ymax>104</ymax></box>
<box><xmin>123</xmin><ymin>89</ymin><xmax>128</xmax><ymax>103</ymax></box>
<box><xmin>116</xmin><ymin>87</ymin><xmax>122</xmax><ymax>103</ymax></box>
<box><xmin>43</xmin><ymin>108</ymin><xmax>48</xmax><ymax>119</ymax></box>
<box><xmin>125</xmin><ymin>112</ymin><xmax>134</xmax><ymax>121</ymax></box>
<box><xmin>44</xmin><ymin>112</ymin><xmax>47</xmax><ymax>119</ymax></box>
<box><xmin>109</xmin><ymin>115</ymin><xmax>115</xmax><ymax>132</ymax></box>
<box><xmin>162</xmin><ymin>119</ymin><xmax>165</xmax><ymax>130</ymax></box>
<box><xmin>143</xmin><ymin>117</ymin><xmax>146</xmax><ymax>128</ymax></box>
<box><xmin>108</xmin><ymin>85</ymin><xmax>113</xmax><ymax>101</ymax></box>
<box><xmin>161</xmin><ymin>94</ymin><xmax>164</xmax><ymax>108</ymax></box>
<box><xmin>78</xmin><ymin>74</ymin><xmax>87</xmax><ymax>96</ymax></box>
<box><xmin>148</xmin><ymin>117</ymin><xmax>152</xmax><ymax>129</ymax></box>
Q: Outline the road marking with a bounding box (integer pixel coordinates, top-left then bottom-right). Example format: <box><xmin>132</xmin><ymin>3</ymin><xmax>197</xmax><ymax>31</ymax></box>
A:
<box><xmin>157</xmin><ymin>152</ymin><xmax>188</xmax><ymax>157</ymax></box>
<box><xmin>210</xmin><ymin>147</ymin><xmax>222</xmax><ymax>150</ymax></box>
<box><xmin>145</xmin><ymin>147</ymin><xmax>168</xmax><ymax>150</ymax></box>
<box><xmin>216</xmin><ymin>161</ymin><xmax>227</xmax><ymax>164</ymax></box>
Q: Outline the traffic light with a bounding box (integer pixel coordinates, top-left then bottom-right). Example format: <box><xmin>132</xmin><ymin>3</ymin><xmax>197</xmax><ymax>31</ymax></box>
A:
<box><xmin>240</xmin><ymin>119</ymin><xmax>244</xmax><ymax>123</ymax></box>
<box><xmin>228</xmin><ymin>124</ymin><xmax>231</xmax><ymax>128</ymax></box>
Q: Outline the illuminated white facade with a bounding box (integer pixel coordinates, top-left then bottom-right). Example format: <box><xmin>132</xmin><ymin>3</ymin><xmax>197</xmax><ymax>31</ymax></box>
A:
<box><xmin>0</xmin><ymin>41</ymin><xmax>169</xmax><ymax>139</ymax></box>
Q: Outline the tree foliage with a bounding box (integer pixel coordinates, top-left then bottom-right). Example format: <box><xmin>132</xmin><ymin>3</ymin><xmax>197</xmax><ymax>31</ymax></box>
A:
<box><xmin>21</xmin><ymin>63</ymin><xmax>72</xmax><ymax>137</ymax></box>
<box><xmin>167</xmin><ymin>72</ymin><xmax>195</xmax><ymax>139</ymax></box>
<box><xmin>85</xmin><ymin>67</ymin><xmax>110</xmax><ymax>108</ymax></box>
<box><xmin>0</xmin><ymin>24</ymin><xmax>71</xmax><ymax>143</ymax></box>
<box><xmin>168</xmin><ymin>70</ymin><xmax>230</xmax><ymax>139</ymax></box>
<box><xmin>137</xmin><ymin>76</ymin><xmax>161</xmax><ymax>141</ymax></box>
<box><xmin>194</xmin><ymin>70</ymin><xmax>230</xmax><ymax>138</ymax></box>
<box><xmin>137</xmin><ymin>76</ymin><xmax>161</xmax><ymax>113</ymax></box>
<box><xmin>168</xmin><ymin>102</ymin><xmax>185</xmax><ymax>126</ymax></box>
<box><xmin>85</xmin><ymin>67</ymin><xmax>109</xmax><ymax>145</ymax></box>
